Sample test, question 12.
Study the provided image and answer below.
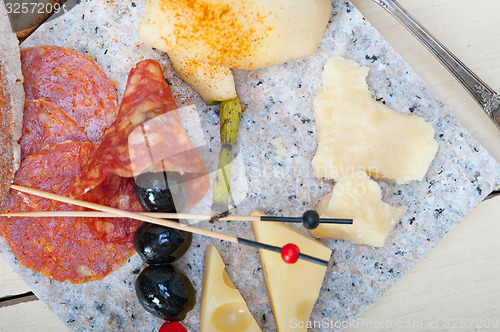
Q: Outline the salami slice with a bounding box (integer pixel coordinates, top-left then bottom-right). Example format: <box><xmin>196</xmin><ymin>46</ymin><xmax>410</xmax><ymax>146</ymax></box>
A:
<box><xmin>21</xmin><ymin>46</ymin><xmax>119</xmax><ymax>144</ymax></box>
<box><xmin>0</xmin><ymin>142</ymin><xmax>142</xmax><ymax>283</ymax></box>
<box><xmin>70</xmin><ymin>60</ymin><xmax>209</xmax><ymax>206</ymax></box>
<box><xmin>19</xmin><ymin>99</ymin><xmax>88</xmax><ymax>159</ymax></box>
<box><xmin>82</xmin><ymin>174</ymin><xmax>142</xmax><ymax>243</ymax></box>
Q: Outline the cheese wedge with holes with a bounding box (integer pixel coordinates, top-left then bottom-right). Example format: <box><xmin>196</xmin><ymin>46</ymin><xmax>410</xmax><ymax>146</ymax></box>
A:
<box><xmin>310</xmin><ymin>171</ymin><xmax>408</xmax><ymax>247</ymax></box>
<box><xmin>200</xmin><ymin>245</ymin><xmax>261</xmax><ymax>332</ymax></box>
<box><xmin>312</xmin><ymin>56</ymin><xmax>438</xmax><ymax>184</ymax></box>
<box><xmin>250</xmin><ymin>210</ymin><xmax>332</xmax><ymax>332</ymax></box>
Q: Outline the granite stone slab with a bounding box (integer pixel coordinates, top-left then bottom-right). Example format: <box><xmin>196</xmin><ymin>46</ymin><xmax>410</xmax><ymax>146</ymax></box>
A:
<box><xmin>1</xmin><ymin>0</ymin><xmax>499</xmax><ymax>331</ymax></box>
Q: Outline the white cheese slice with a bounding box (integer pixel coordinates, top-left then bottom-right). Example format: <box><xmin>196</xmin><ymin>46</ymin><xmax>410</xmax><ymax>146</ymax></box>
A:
<box><xmin>311</xmin><ymin>171</ymin><xmax>408</xmax><ymax>247</ymax></box>
<box><xmin>312</xmin><ymin>56</ymin><xmax>438</xmax><ymax>184</ymax></box>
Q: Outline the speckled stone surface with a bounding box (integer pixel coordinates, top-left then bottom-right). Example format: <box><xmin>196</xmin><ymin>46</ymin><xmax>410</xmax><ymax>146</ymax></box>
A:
<box><xmin>1</xmin><ymin>0</ymin><xmax>499</xmax><ymax>331</ymax></box>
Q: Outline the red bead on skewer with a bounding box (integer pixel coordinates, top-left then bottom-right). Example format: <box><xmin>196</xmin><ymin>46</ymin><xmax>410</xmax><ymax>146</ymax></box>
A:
<box><xmin>237</xmin><ymin>238</ymin><xmax>328</xmax><ymax>266</ymax></box>
<box><xmin>159</xmin><ymin>321</ymin><xmax>187</xmax><ymax>332</ymax></box>
<box><xmin>281</xmin><ymin>243</ymin><xmax>300</xmax><ymax>264</ymax></box>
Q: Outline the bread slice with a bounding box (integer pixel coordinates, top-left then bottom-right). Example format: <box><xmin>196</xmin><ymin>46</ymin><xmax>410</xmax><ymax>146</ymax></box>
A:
<box><xmin>0</xmin><ymin>0</ymin><xmax>24</xmax><ymax>208</ymax></box>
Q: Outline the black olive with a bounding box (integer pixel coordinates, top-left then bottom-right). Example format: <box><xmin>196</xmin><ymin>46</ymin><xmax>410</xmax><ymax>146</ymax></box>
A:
<box><xmin>133</xmin><ymin>222</ymin><xmax>192</xmax><ymax>264</ymax></box>
<box><xmin>135</xmin><ymin>264</ymin><xmax>196</xmax><ymax>321</ymax></box>
<box><xmin>133</xmin><ymin>172</ymin><xmax>188</xmax><ymax>213</ymax></box>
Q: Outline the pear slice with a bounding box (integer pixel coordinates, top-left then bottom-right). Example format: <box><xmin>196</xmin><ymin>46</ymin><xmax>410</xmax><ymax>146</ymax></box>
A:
<box><xmin>168</xmin><ymin>54</ymin><xmax>237</xmax><ymax>104</ymax></box>
<box><xmin>138</xmin><ymin>0</ymin><xmax>332</xmax><ymax>70</ymax></box>
<box><xmin>200</xmin><ymin>245</ymin><xmax>261</xmax><ymax>332</ymax></box>
<box><xmin>250</xmin><ymin>210</ymin><xmax>332</xmax><ymax>332</ymax></box>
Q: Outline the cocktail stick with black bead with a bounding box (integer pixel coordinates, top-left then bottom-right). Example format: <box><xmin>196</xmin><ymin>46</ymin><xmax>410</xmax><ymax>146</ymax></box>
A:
<box><xmin>4</xmin><ymin>209</ymin><xmax>353</xmax><ymax>230</ymax></box>
<box><xmin>5</xmin><ymin>185</ymin><xmax>343</xmax><ymax>266</ymax></box>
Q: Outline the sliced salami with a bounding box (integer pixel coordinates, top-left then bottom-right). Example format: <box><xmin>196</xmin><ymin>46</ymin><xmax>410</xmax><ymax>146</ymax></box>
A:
<box><xmin>21</xmin><ymin>46</ymin><xmax>119</xmax><ymax>144</ymax></box>
<box><xmin>71</xmin><ymin>60</ymin><xmax>209</xmax><ymax>207</ymax></box>
<box><xmin>19</xmin><ymin>99</ymin><xmax>88</xmax><ymax>159</ymax></box>
<box><xmin>0</xmin><ymin>142</ymin><xmax>142</xmax><ymax>283</ymax></box>
<box><xmin>82</xmin><ymin>174</ymin><xmax>142</xmax><ymax>243</ymax></box>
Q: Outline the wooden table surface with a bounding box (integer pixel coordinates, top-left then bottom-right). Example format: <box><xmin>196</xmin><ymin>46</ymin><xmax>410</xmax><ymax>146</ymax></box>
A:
<box><xmin>1</xmin><ymin>0</ymin><xmax>500</xmax><ymax>331</ymax></box>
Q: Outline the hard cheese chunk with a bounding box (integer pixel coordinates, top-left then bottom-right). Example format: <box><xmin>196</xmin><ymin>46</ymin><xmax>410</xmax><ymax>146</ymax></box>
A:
<box><xmin>312</xmin><ymin>56</ymin><xmax>438</xmax><ymax>184</ymax></box>
<box><xmin>250</xmin><ymin>210</ymin><xmax>332</xmax><ymax>332</ymax></box>
<box><xmin>200</xmin><ymin>245</ymin><xmax>261</xmax><ymax>332</ymax></box>
<box><xmin>310</xmin><ymin>171</ymin><xmax>408</xmax><ymax>247</ymax></box>
<box><xmin>169</xmin><ymin>54</ymin><xmax>237</xmax><ymax>104</ymax></box>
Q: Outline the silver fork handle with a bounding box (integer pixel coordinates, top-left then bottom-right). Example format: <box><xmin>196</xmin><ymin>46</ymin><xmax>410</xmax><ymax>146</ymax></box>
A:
<box><xmin>374</xmin><ymin>0</ymin><xmax>500</xmax><ymax>130</ymax></box>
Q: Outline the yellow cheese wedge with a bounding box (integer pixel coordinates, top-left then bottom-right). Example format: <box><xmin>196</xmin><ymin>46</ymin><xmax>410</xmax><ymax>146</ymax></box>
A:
<box><xmin>312</xmin><ymin>56</ymin><xmax>438</xmax><ymax>184</ymax></box>
<box><xmin>250</xmin><ymin>210</ymin><xmax>332</xmax><ymax>332</ymax></box>
<box><xmin>200</xmin><ymin>245</ymin><xmax>261</xmax><ymax>332</ymax></box>
<box><xmin>310</xmin><ymin>171</ymin><xmax>408</xmax><ymax>247</ymax></box>
<box><xmin>168</xmin><ymin>54</ymin><xmax>237</xmax><ymax>104</ymax></box>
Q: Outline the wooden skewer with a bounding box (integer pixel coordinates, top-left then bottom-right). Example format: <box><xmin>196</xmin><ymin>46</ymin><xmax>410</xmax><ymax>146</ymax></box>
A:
<box><xmin>0</xmin><ymin>210</ymin><xmax>353</xmax><ymax>225</ymax></box>
<box><xmin>0</xmin><ymin>211</ymin><xmax>260</xmax><ymax>220</ymax></box>
<box><xmin>1</xmin><ymin>211</ymin><xmax>202</xmax><ymax>218</ymax></box>
<box><xmin>8</xmin><ymin>185</ymin><xmax>235</xmax><ymax>241</ymax></box>
<box><xmin>7</xmin><ymin>185</ymin><xmax>330</xmax><ymax>266</ymax></box>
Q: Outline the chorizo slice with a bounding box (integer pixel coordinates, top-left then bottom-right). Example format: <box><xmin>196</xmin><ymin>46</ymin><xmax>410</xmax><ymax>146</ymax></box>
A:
<box><xmin>71</xmin><ymin>59</ymin><xmax>209</xmax><ymax>207</ymax></box>
<box><xmin>21</xmin><ymin>46</ymin><xmax>119</xmax><ymax>143</ymax></box>
<box><xmin>19</xmin><ymin>99</ymin><xmax>88</xmax><ymax>159</ymax></box>
<box><xmin>0</xmin><ymin>142</ymin><xmax>142</xmax><ymax>283</ymax></box>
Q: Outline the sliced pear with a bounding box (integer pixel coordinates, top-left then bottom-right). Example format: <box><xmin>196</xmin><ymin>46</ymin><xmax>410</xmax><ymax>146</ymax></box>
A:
<box><xmin>200</xmin><ymin>245</ymin><xmax>261</xmax><ymax>332</ymax></box>
<box><xmin>312</xmin><ymin>56</ymin><xmax>438</xmax><ymax>184</ymax></box>
<box><xmin>138</xmin><ymin>0</ymin><xmax>332</xmax><ymax>70</ymax></box>
<box><xmin>169</xmin><ymin>54</ymin><xmax>237</xmax><ymax>104</ymax></box>
<box><xmin>311</xmin><ymin>171</ymin><xmax>408</xmax><ymax>247</ymax></box>
<box><xmin>250</xmin><ymin>210</ymin><xmax>332</xmax><ymax>332</ymax></box>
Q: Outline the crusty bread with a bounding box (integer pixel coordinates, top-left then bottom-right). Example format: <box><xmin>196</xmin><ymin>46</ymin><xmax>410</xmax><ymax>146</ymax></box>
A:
<box><xmin>0</xmin><ymin>0</ymin><xmax>24</xmax><ymax>208</ymax></box>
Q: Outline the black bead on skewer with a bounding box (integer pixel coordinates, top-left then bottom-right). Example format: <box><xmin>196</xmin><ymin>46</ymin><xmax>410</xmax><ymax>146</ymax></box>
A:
<box><xmin>260</xmin><ymin>210</ymin><xmax>353</xmax><ymax>230</ymax></box>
